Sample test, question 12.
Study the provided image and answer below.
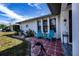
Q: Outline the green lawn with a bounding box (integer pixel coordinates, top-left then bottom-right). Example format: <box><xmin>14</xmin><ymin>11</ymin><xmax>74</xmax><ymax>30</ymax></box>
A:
<box><xmin>0</xmin><ymin>32</ymin><xmax>16</xmax><ymax>36</ymax></box>
<box><xmin>0</xmin><ymin>36</ymin><xmax>23</xmax><ymax>52</ymax></box>
<box><xmin>0</xmin><ymin>32</ymin><xmax>28</xmax><ymax>56</ymax></box>
<box><xmin>0</xmin><ymin>32</ymin><xmax>23</xmax><ymax>52</ymax></box>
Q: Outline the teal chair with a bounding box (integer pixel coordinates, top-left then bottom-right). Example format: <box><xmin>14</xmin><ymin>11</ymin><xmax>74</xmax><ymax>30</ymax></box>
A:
<box><xmin>43</xmin><ymin>33</ymin><xmax>48</xmax><ymax>39</ymax></box>
<box><xmin>35</xmin><ymin>31</ymin><xmax>43</xmax><ymax>38</ymax></box>
<box><xmin>47</xmin><ymin>30</ymin><xmax>55</xmax><ymax>41</ymax></box>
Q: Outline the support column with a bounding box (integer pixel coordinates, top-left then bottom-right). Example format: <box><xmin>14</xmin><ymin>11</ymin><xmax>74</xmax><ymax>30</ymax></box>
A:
<box><xmin>47</xmin><ymin>17</ymin><xmax>50</xmax><ymax>34</ymax></box>
<box><xmin>56</xmin><ymin>16</ymin><xmax>59</xmax><ymax>39</ymax></box>
<box><xmin>72</xmin><ymin>4</ymin><xmax>79</xmax><ymax>56</ymax></box>
<box><xmin>41</xmin><ymin>19</ymin><xmax>43</xmax><ymax>33</ymax></box>
<box><xmin>10</xmin><ymin>25</ymin><xmax>13</xmax><ymax>31</ymax></box>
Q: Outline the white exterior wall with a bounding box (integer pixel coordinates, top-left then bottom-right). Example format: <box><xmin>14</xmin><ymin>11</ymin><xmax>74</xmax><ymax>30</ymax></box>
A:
<box><xmin>60</xmin><ymin>4</ymin><xmax>69</xmax><ymax>43</ymax></box>
<box><xmin>72</xmin><ymin>3</ymin><xmax>79</xmax><ymax>56</ymax></box>
<box><xmin>20</xmin><ymin>20</ymin><xmax>37</xmax><ymax>33</ymax></box>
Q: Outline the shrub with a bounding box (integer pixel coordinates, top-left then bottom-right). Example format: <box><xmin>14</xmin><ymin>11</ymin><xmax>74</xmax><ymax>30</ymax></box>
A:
<box><xmin>26</xmin><ymin>29</ymin><xmax>35</xmax><ymax>37</ymax></box>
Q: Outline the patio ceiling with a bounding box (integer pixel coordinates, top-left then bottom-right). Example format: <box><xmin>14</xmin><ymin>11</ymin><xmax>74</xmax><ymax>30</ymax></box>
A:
<box><xmin>47</xmin><ymin>3</ymin><xmax>61</xmax><ymax>15</ymax></box>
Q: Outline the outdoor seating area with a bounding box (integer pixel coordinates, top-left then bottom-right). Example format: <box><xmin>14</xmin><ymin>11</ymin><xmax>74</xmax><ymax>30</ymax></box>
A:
<box><xmin>35</xmin><ymin>30</ymin><xmax>55</xmax><ymax>41</ymax></box>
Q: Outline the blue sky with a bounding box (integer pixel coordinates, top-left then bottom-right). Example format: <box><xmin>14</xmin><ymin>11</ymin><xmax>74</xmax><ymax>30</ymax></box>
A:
<box><xmin>0</xmin><ymin>3</ymin><xmax>51</xmax><ymax>25</ymax></box>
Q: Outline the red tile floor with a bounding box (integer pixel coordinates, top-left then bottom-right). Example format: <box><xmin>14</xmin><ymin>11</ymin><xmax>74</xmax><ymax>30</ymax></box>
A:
<box><xmin>31</xmin><ymin>38</ymin><xmax>64</xmax><ymax>56</ymax></box>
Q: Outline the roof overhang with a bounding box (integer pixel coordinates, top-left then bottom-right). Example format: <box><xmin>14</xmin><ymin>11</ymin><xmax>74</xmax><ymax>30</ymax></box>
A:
<box><xmin>47</xmin><ymin>3</ymin><xmax>61</xmax><ymax>15</ymax></box>
<box><xmin>17</xmin><ymin>14</ymin><xmax>52</xmax><ymax>24</ymax></box>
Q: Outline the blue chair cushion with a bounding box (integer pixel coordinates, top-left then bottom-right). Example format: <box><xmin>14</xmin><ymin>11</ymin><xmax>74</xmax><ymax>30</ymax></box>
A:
<box><xmin>35</xmin><ymin>31</ymin><xmax>43</xmax><ymax>38</ymax></box>
<box><xmin>47</xmin><ymin>30</ymin><xmax>55</xmax><ymax>40</ymax></box>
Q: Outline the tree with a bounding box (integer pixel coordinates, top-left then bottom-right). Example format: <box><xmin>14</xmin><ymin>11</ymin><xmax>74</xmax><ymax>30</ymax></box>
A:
<box><xmin>0</xmin><ymin>24</ymin><xmax>7</xmax><ymax>29</ymax></box>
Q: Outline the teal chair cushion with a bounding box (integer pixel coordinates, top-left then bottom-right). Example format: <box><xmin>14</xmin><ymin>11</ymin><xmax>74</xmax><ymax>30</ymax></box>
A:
<box><xmin>43</xmin><ymin>33</ymin><xmax>48</xmax><ymax>39</ymax></box>
<box><xmin>47</xmin><ymin>30</ymin><xmax>55</xmax><ymax>40</ymax></box>
<box><xmin>35</xmin><ymin>31</ymin><xmax>43</xmax><ymax>38</ymax></box>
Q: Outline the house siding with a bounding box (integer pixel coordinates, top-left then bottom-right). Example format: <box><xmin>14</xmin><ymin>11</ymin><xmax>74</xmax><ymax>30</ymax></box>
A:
<box><xmin>60</xmin><ymin>10</ymin><xmax>69</xmax><ymax>43</ymax></box>
<box><xmin>60</xmin><ymin>3</ymin><xmax>71</xmax><ymax>43</ymax></box>
<box><xmin>20</xmin><ymin>20</ymin><xmax>38</xmax><ymax>33</ymax></box>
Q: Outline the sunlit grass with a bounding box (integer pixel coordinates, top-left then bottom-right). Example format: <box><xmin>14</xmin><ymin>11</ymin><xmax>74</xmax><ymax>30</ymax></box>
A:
<box><xmin>0</xmin><ymin>36</ymin><xmax>23</xmax><ymax>52</ymax></box>
<box><xmin>0</xmin><ymin>32</ymin><xmax>16</xmax><ymax>36</ymax></box>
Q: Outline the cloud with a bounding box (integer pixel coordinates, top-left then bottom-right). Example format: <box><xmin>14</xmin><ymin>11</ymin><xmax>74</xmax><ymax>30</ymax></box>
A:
<box><xmin>0</xmin><ymin>13</ymin><xmax>11</xmax><ymax>18</ymax></box>
<box><xmin>28</xmin><ymin>3</ymin><xmax>51</xmax><ymax>16</ymax></box>
<box><xmin>0</xmin><ymin>20</ymin><xmax>9</xmax><ymax>25</ymax></box>
<box><xmin>28</xmin><ymin>3</ymin><xmax>42</xmax><ymax>9</ymax></box>
<box><xmin>0</xmin><ymin>4</ymin><xmax>26</xmax><ymax>22</ymax></box>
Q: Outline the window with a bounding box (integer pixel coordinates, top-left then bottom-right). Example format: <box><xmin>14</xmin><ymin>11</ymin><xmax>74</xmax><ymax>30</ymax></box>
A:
<box><xmin>26</xmin><ymin>25</ymin><xmax>28</xmax><ymax>28</ymax></box>
<box><xmin>50</xmin><ymin>18</ymin><xmax>56</xmax><ymax>32</ymax></box>
<box><xmin>43</xmin><ymin>19</ymin><xmax>48</xmax><ymax>33</ymax></box>
<box><xmin>37</xmin><ymin>21</ymin><xmax>41</xmax><ymax>32</ymax></box>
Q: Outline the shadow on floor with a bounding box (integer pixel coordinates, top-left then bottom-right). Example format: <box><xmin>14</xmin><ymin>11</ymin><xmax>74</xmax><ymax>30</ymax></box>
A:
<box><xmin>62</xmin><ymin>43</ymin><xmax>72</xmax><ymax>56</ymax></box>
